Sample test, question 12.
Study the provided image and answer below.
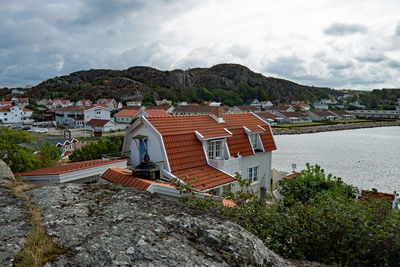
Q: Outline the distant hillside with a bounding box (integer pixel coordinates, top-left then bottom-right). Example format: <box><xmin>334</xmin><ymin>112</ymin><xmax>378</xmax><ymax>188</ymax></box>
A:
<box><xmin>21</xmin><ymin>64</ymin><xmax>341</xmax><ymax>106</ymax></box>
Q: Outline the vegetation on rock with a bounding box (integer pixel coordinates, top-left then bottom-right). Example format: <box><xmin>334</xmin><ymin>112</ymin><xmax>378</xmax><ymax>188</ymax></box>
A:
<box><xmin>174</xmin><ymin>164</ymin><xmax>400</xmax><ymax>266</ymax></box>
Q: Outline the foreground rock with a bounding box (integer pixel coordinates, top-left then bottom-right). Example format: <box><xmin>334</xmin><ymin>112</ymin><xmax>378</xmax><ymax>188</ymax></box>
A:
<box><xmin>0</xmin><ymin>159</ymin><xmax>15</xmax><ymax>185</ymax></box>
<box><xmin>27</xmin><ymin>183</ymin><xmax>295</xmax><ymax>266</ymax></box>
<box><xmin>0</xmin><ymin>188</ymin><xmax>31</xmax><ymax>267</ymax></box>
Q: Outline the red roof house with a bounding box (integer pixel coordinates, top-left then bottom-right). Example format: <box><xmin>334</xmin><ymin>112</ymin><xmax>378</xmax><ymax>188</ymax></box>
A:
<box><xmin>122</xmin><ymin>107</ymin><xmax>277</xmax><ymax>196</ymax></box>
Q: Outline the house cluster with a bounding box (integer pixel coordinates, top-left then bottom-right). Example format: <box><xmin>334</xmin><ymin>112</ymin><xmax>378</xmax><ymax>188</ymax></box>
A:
<box><xmin>0</xmin><ymin>97</ymin><xmax>32</xmax><ymax>124</ymax></box>
<box><xmin>16</xmin><ymin>106</ymin><xmax>277</xmax><ymax>201</ymax></box>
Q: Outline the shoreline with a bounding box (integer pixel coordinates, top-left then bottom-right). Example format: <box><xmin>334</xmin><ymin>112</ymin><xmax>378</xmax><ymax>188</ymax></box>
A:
<box><xmin>272</xmin><ymin>121</ymin><xmax>400</xmax><ymax>135</ymax></box>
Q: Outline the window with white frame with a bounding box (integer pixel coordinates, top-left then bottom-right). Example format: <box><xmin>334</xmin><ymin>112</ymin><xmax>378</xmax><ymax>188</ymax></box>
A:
<box><xmin>208</xmin><ymin>140</ymin><xmax>223</xmax><ymax>159</ymax></box>
<box><xmin>250</xmin><ymin>133</ymin><xmax>258</xmax><ymax>149</ymax></box>
<box><xmin>248</xmin><ymin>166</ymin><xmax>259</xmax><ymax>183</ymax></box>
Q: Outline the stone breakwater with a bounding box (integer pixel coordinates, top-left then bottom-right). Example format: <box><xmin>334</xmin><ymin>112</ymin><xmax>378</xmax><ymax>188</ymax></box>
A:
<box><xmin>273</xmin><ymin>121</ymin><xmax>400</xmax><ymax>135</ymax></box>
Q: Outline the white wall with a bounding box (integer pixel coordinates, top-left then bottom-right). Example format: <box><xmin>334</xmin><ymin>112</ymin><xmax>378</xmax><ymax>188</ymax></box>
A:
<box><xmin>127</xmin><ymin>123</ymin><xmax>167</xmax><ymax>168</ymax></box>
<box><xmin>232</xmin><ymin>151</ymin><xmax>272</xmax><ymax>196</ymax></box>
<box><xmin>85</xmin><ymin>107</ymin><xmax>110</xmax><ymax>122</ymax></box>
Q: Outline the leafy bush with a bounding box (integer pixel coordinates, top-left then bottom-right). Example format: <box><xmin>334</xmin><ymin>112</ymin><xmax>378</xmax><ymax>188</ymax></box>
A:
<box><xmin>69</xmin><ymin>136</ymin><xmax>124</xmax><ymax>162</ymax></box>
<box><xmin>174</xmin><ymin>164</ymin><xmax>400</xmax><ymax>266</ymax></box>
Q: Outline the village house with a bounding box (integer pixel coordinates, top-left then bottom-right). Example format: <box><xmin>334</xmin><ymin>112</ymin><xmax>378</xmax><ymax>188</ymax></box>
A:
<box><xmin>313</xmin><ymin>102</ymin><xmax>329</xmax><ymax>110</ymax></box>
<box><xmin>25</xmin><ymin>137</ymin><xmax>82</xmax><ymax>159</ymax></box>
<box><xmin>230</xmin><ymin>106</ymin><xmax>261</xmax><ymax>113</ymax></box>
<box><xmin>121</xmin><ymin>107</ymin><xmax>277</xmax><ymax>197</ymax></box>
<box><xmin>76</xmin><ymin>99</ymin><xmax>93</xmax><ymax>107</ymax></box>
<box><xmin>97</xmin><ymin>98</ymin><xmax>122</xmax><ymax>110</ymax></box>
<box><xmin>114</xmin><ymin>108</ymin><xmax>170</xmax><ymax>124</ymax></box>
<box><xmin>277</xmin><ymin>111</ymin><xmax>312</xmax><ymax>124</ymax></box>
<box><xmin>11</xmin><ymin>97</ymin><xmax>29</xmax><ymax>106</ymax></box>
<box><xmin>15</xmin><ymin>159</ymin><xmax>127</xmax><ymax>184</ymax></box>
<box><xmin>0</xmin><ymin>100</ymin><xmax>12</xmax><ymax>107</ymax></box>
<box><xmin>291</xmin><ymin>101</ymin><xmax>310</xmax><ymax>111</ymax></box>
<box><xmin>348</xmin><ymin>110</ymin><xmax>400</xmax><ymax>119</ymax></box>
<box><xmin>244</xmin><ymin>99</ymin><xmax>261</xmax><ymax>107</ymax></box>
<box><xmin>307</xmin><ymin>110</ymin><xmax>336</xmax><ymax>121</ymax></box>
<box><xmin>126</xmin><ymin>101</ymin><xmax>142</xmax><ymax>107</ymax></box>
<box><xmin>145</xmin><ymin>105</ymin><xmax>175</xmax><ymax>113</ymax></box>
<box><xmin>266</xmin><ymin>105</ymin><xmax>295</xmax><ymax>114</ymax></box>
<box><xmin>260</xmin><ymin>100</ymin><xmax>273</xmax><ymax>109</ymax></box>
<box><xmin>256</xmin><ymin>111</ymin><xmax>283</xmax><ymax>125</ymax></box>
<box><xmin>155</xmin><ymin>99</ymin><xmax>172</xmax><ymax>106</ymax></box>
<box><xmin>0</xmin><ymin>106</ymin><xmax>33</xmax><ymax>124</ymax></box>
<box><xmin>86</xmin><ymin>119</ymin><xmax>122</xmax><ymax>133</ymax></box>
<box><xmin>329</xmin><ymin>110</ymin><xmax>355</xmax><ymax>120</ymax></box>
<box><xmin>54</xmin><ymin>106</ymin><xmax>111</xmax><ymax>126</ymax></box>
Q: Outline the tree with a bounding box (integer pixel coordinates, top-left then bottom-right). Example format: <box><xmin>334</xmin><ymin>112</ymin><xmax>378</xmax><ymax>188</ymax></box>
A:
<box><xmin>142</xmin><ymin>93</ymin><xmax>155</xmax><ymax>106</ymax></box>
<box><xmin>38</xmin><ymin>141</ymin><xmax>61</xmax><ymax>168</ymax></box>
<box><xmin>0</xmin><ymin>128</ymin><xmax>40</xmax><ymax>172</ymax></box>
<box><xmin>69</xmin><ymin>136</ymin><xmax>124</xmax><ymax>162</ymax></box>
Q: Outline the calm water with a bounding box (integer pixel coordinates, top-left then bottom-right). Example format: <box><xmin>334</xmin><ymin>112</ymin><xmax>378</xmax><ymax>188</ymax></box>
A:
<box><xmin>272</xmin><ymin>126</ymin><xmax>400</xmax><ymax>192</ymax></box>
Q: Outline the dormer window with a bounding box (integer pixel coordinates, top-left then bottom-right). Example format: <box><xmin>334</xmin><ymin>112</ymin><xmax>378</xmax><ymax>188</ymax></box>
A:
<box><xmin>208</xmin><ymin>140</ymin><xmax>223</xmax><ymax>159</ymax></box>
<box><xmin>250</xmin><ymin>134</ymin><xmax>258</xmax><ymax>149</ymax></box>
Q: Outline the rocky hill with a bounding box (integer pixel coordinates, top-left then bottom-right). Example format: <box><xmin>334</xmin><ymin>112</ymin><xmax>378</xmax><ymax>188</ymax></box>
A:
<box><xmin>23</xmin><ymin>64</ymin><xmax>341</xmax><ymax>105</ymax></box>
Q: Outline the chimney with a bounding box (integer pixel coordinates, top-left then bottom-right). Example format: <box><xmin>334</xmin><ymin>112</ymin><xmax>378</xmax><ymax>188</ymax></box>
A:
<box><xmin>210</xmin><ymin>102</ymin><xmax>224</xmax><ymax>123</ymax></box>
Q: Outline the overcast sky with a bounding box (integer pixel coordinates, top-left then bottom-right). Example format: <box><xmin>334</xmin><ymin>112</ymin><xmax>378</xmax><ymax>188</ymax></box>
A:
<box><xmin>1</xmin><ymin>0</ymin><xmax>400</xmax><ymax>90</ymax></box>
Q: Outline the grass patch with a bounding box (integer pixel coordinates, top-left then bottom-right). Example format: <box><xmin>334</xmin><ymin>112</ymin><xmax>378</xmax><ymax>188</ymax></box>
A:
<box><xmin>273</xmin><ymin>122</ymin><xmax>328</xmax><ymax>128</ymax></box>
<box><xmin>7</xmin><ymin>181</ymin><xmax>67</xmax><ymax>266</ymax></box>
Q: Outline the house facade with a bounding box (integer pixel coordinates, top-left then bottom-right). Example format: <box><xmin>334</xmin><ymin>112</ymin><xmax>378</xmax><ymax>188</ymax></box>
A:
<box><xmin>307</xmin><ymin>110</ymin><xmax>336</xmax><ymax>121</ymax></box>
<box><xmin>122</xmin><ymin>109</ymin><xmax>277</xmax><ymax>196</ymax></box>
<box><xmin>97</xmin><ymin>99</ymin><xmax>122</xmax><ymax>110</ymax></box>
<box><xmin>76</xmin><ymin>99</ymin><xmax>93</xmax><ymax>107</ymax></box>
<box><xmin>277</xmin><ymin>112</ymin><xmax>312</xmax><ymax>123</ymax></box>
<box><xmin>0</xmin><ymin>106</ymin><xmax>33</xmax><ymax>124</ymax></box>
<box><xmin>54</xmin><ymin>106</ymin><xmax>111</xmax><ymax>126</ymax></box>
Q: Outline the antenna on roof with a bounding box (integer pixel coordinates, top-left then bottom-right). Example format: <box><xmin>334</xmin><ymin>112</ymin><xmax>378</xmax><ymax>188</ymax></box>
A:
<box><xmin>291</xmin><ymin>163</ymin><xmax>296</xmax><ymax>172</ymax></box>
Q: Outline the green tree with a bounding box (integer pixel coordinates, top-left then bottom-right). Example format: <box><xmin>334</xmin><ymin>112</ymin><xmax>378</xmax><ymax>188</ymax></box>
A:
<box><xmin>69</xmin><ymin>136</ymin><xmax>124</xmax><ymax>162</ymax></box>
<box><xmin>142</xmin><ymin>93</ymin><xmax>155</xmax><ymax>106</ymax></box>
<box><xmin>38</xmin><ymin>141</ymin><xmax>61</xmax><ymax>168</ymax></box>
<box><xmin>0</xmin><ymin>128</ymin><xmax>40</xmax><ymax>172</ymax></box>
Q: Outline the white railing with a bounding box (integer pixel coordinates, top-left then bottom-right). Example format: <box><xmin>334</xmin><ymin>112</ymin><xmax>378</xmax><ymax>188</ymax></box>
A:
<box><xmin>209</xmin><ymin>157</ymin><xmax>241</xmax><ymax>176</ymax></box>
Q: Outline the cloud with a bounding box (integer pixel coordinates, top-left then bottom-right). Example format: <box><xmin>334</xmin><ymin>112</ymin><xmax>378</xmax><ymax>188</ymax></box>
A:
<box><xmin>396</xmin><ymin>22</ymin><xmax>400</xmax><ymax>36</ymax></box>
<box><xmin>324</xmin><ymin>23</ymin><xmax>367</xmax><ymax>36</ymax></box>
<box><xmin>387</xmin><ymin>60</ymin><xmax>400</xmax><ymax>68</ymax></box>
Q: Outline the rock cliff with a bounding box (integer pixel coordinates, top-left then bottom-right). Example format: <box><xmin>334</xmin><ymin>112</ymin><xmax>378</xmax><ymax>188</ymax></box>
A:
<box><xmin>1</xmin><ymin>182</ymin><xmax>323</xmax><ymax>266</ymax></box>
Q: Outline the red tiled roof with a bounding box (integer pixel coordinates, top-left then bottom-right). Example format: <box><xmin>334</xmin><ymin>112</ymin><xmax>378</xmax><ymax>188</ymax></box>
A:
<box><xmin>94</xmin><ymin>104</ymin><xmax>109</xmax><ymax>108</ymax></box>
<box><xmin>15</xmin><ymin>159</ymin><xmax>127</xmax><ymax>176</ymax></box>
<box><xmin>257</xmin><ymin>111</ymin><xmax>278</xmax><ymax>119</ymax></box>
<box><xmin>102</xmin><ymin>168</ymin><xmax>152</xmax><ymax>191</ymax></box>
<box><xmin>267</xmin><ymin>105</ymin><xmax>292</xmax><ymax>111</ymax></box>
<box><xmin>145</xmin><ymin>105</ymin><xmax>171</xmax><ymax>111</ymax></box>
<box><xmin>0</xmin><ymin>101</ymin><xmax>11</xmax><ymax>105</ymax></box>
<box><xmin>54</xmin><ymin>106</ymin><xmax>85</xmax><ymax>112</ymax></box>
<box><xmin>23</xmin><ymin>107</ymin><xmax>32</xmax><ymax>112</ymax></box>
<box><xmin>227</xmin><ymin>128</ymin><xmax>253</xmax><ymax>157</ymax></box>
<box><xmin>286</xmin><ymin>172</ymin><xmax>301</xmax><ymax>179</ymax></box>
<box><xmin>114</xmin><ymin>109</ymin><xmax>141</xmax><ymax>117</ymax></box>
<box><xmin>86</xmin><ymin>119</ymin><xmax>111</xmax><ymax>127</ymax></box>
<box><xmin>144</xmin><ymin>109</ymin><xmax>171</xmax><ymax>117</ymax></box>
<box><xmin>311</xmin><ymin>110</ymin><xmax>335</xmax><ymax>116</ymax></box>
<box><xmin>280</xmin><ymin>112</ymin><xmax>308</xmax><ymax>118</ymax></box>
<box><xmin>173</xmin><ymin>166</ymin><xmax>235</xmax><ymax>191</ymax></box>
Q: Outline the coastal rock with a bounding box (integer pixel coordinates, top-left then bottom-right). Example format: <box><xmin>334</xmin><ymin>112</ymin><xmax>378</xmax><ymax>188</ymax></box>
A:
<box><xmin>0</xmin><ymin>159</ymin><xmax>15</xmax><ymax>185</ymax></box>
<box><xmin>27</xmin><ymin>183</ymin><xmax>295</xmax><ymax>266</ymax></box>
<box><xmin>0</xmin><ymin>188</ymin><xmax>31</xmax><ymax>267</ymax></box>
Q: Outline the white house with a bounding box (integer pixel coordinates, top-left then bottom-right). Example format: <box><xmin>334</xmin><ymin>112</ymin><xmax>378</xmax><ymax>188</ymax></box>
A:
<box><xmin>97</xmin><ymin>98</ymin><xmax>122</xmax><ymax>110</ymax></box>
<box><xmin>76</xmin><ymin>99</ymin><xmax>93</xmax><ymax>107</ymax></box>
<box><xmin>54</xmin><ymin>106</ymin><xmax>111</xmax><ymax>126</ymax></box>
<box><xmin>0</xmin><ymin>101</ymin><xmax>12</xmax><ymax>107</ymax></box>
<box><xmin>126</xmin><ymin>101</ymin><xmax>142</xmax><ymax>107</ymax></box>
<box><xmin>261</xmin><ymin>100</ymin><xmax>273</xmax><ymax>109</ymax></box>
<box><xmin>86</xmin><ymin>119</ymin><xmax>124</xmax><ymax>132</ymax></box>
<box><xmin>121</xmin><ymin>107</ymin><xmax>277</xmax><ymax>197</ymax></box>
<box><xmin>277</xmin><ymin>112</ymin><xmax>312</xmax><ymax>123</ymax></box>
<box><xmin>11</xmin><ymin>97</ymin><xmax>29</xmax><ymax>106</ymax></box>
<box><xmin>155</xmin><ymin>99</ymin><xmax>172</xmax><ymax>106</ymax></box>
<box><xmin>114</xmin><ymin>109</ymin><xmax>141</xmax><ymax>123</ymax></box>
<box><xmin>245</xmin><ymin>99</ymin><xmax>261</xmax><ymax>107</ymax></box>
<box><xmin>307</xmin><ymin>110</ymin><xmax>336</xmax><ymax>121</ymax></box>
<box><xmin>313</xmin><ymin>102</ymin><xmax>329</xmax><ymax>110</ymax></box>
<box><xmin>0</xmin><ymin>106</ymin><xmax>33</xmax><ymax>124</ymax></box>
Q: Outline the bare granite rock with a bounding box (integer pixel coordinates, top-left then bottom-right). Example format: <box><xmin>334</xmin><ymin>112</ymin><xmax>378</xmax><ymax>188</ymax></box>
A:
<box><xmin>0</xmin><ymin>159</ymin><xmax>15</xmax><ymax>185</ymax></box>
<box><xmin>0</xmin><ymin>187</ymin><xmax>31</xmax><ymax>267</ymax></box>
<box><xmin>27</xmin><ymin>183</ymin><xmax>295</xmax><ymax>266</ymax></box>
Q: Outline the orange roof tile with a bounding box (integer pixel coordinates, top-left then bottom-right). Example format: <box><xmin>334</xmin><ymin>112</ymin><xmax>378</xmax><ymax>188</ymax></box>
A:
<box><xmin>227</xmin><ymin>128</ymin><xmax>253</xmax><ymax>157</ymax></box>
<box><xmin>15</xmin><ymin>159</ymin><xmax>127</xmax><ymax>176</ymax></box>
<box><xmin>144</xmin><ymin>109</ymin><xmax>171</xmax><ymax>117</ymax></box>
<box><xmin>101</xmin><ymin>168</ymin><xmax>173</xmax><ymax>191</ymax></box>
<box><xmin>173</xmin><ymin>165</ymin><xmax>235</xmax><ymax>191</ymax></box>
<box><xmin>114</xmin><ymin>109</ymin><xmax>141</xmax><ymax>117</ymax></box>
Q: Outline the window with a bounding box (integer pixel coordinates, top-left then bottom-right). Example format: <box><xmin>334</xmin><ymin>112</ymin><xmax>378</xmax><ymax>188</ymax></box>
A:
<box><xmin>250</xmin><ymin>134</ymin><xmax>258</xmax><ymax>149</ymax></box>
<box><xmin>208</xmin><ymin>140</ymin><xmax>223</xmax><ymax>159</ymax></box>
<box><xmin>248</xmin><ymin>166</ymin><xmax>259</xmax><ymax>183</ymax></box>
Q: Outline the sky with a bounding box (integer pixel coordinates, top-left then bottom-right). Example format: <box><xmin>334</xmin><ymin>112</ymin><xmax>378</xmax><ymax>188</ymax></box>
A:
<box><xmin>1</xmin><ymin>0</ymin><xmax>400</xmax><ymax>90</ymax></box>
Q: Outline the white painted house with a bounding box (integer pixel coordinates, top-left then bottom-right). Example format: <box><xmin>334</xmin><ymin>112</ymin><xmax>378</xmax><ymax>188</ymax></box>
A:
<box><xmin>54</xmin><ymin>106</ymin><xmax>111</xmax><ymax>126</ymax></box>
<box><xmin>76</xmin><ymin>99</ymin><xmax>93</xmax><ymax>107</ymax></box>
<box><xmin>122</xmin><ymin>108</ymin><xmax>277</xmax><ymax>196</ymax></box>
<box><xmin>0</xmin><ymin>106</ymin><xmax>33</xmax><ymax>124</ymax></box>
